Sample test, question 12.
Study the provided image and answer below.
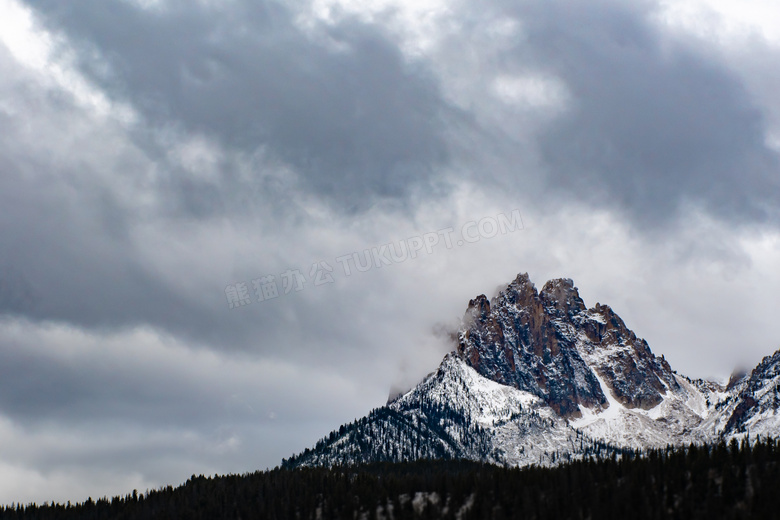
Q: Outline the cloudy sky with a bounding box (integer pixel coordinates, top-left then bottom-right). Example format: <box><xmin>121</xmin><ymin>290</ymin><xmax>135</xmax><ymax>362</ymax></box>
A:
<box><xmin>1</xmin><ymin>0</ymin><xmax>780</xmax><ymax>504</ymax></box>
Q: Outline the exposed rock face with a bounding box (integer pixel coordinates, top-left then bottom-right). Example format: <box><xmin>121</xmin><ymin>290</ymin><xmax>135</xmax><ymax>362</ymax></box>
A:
<box><xmin>457</xmin><ymin>273</ymin><xmax>677</xmax><ymax>417</ymax></box>
<box><xmin>723</xmin><ymin>351</ymin><xmax>780</xmax><ymax>435</ymax></box>
<box><xmin>577</xmin><ymin>302</ymin><xmax>679</xmax><ymax>410</ymax></box>
<box><xmin>285</xmin><ymin>272</ymin><xmax>780</xmax><ymax>470</ymax></box>
<box><xmin>283</xmin><ymin>354</ymin><xmax>623</xmax><ymax>469</ymax></box>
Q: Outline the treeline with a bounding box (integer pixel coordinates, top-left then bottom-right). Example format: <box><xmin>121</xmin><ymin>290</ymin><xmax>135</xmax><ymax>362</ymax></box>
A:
<box><xmin>281</xmin><ymin>404</ymin><xmax>500</xmax><ymax>468</ymax></box>
<box><xmin>3</xmin><ymin>437</ymin><xmax>780</xmax><ymax>519</ymax></box>
<box><xmin>281</xmin><ymin>400</ymin><xmax>623</xmax><ymax>469</ymax></box>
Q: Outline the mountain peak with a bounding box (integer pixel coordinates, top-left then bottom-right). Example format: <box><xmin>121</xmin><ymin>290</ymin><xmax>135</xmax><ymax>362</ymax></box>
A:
<box><xmin>457</xmin><ymin>273</ymin><xmax>684</xmax><ymax>416</ymax></box>
<box><xmin>540</xmin><ymin>277</ymin><xmax>586</xmax><ymax>318</ymax></box>
<box><xmin>498</xmin><ymin>272</ymin><xmax>538</xmax><ymax>305</ymax></box>
<box><xmin>510</xmin><ymin>272</ymin><xmax>534</xmax><ymax>286</ymax></box>
<box><xmin>458</xmin><ymin>274</ymin><xmax>608</xmax><ymax>418</ymax></box>
<box><xmin>466</xmin><ymin>294</ymin><xmax>490</xmax><ymax>316</ymax></box>
<box><xmin>755</xmin><ymin>349</ymin><xmax>780</xmax><ymax>377</ymax></box>
<box><xmin>541</xmin><ymin>277</ymin><xmax>575</xmax><ymax>291</ymax></box>
<box><xmin>285</xmin><ymin>272</ymin><xmax>780</xmax><ymax>471</ymax></box>
<box><xmin>723</xmin><ymin>348</ymin><xmax>780</xmax><ymax>434</ymax></box>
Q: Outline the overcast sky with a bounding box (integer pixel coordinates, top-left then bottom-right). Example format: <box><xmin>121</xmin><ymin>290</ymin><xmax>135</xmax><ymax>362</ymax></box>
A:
<box><xmin>1</xmin><ymin>0</ymin><xmax>780</xmax><ymax>505</ymax></box>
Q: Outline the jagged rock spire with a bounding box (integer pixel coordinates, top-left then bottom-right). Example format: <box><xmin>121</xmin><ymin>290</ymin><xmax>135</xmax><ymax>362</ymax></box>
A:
<box><xmin>285</xmin><ymin>272</ymin><xmax>780</xmax><ymax>470</ymax></box>
<box><xmin>457</xmin><ymin>273</ymin><xmax>678</xmax><ymax>416</ymax></box>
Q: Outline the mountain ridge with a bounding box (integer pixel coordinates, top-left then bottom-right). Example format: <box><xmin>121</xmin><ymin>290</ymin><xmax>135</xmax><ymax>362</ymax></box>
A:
<box><xmin>283</xmin><ymin>273</ymin><xmax>780</xmax><ymax>469</ymax></box>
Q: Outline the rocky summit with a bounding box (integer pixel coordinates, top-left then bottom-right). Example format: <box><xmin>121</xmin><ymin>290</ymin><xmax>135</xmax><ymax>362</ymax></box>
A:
<box><xmin>283</xmin><ymin>273</ymin><xmax>780</xmax><ymax>469</ymax></box>
<box><xmin>457</xmin><ymin>274</ymin><xmax>679</xmax><ymax>418</ymax></box>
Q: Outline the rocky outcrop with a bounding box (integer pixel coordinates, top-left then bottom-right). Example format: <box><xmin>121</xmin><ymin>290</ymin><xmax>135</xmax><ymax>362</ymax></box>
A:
<box><xmin>457</xmin><ymin>274</ymin><xmax>606</xmax><ymax>418</ymax></box>
<box><xmin>724</xmin><ymin>350</ymin><xmax>780</xmax><ymax>435</ymax></box>
<box><xmin>457</xmin><ymin>273</ymin><xmax>677</xmax><ymax>417</ymax></box>
<box><xmin>285</xmin><ymin>272</ymin><xmax>780</xmax><ymax>470</ymax></box>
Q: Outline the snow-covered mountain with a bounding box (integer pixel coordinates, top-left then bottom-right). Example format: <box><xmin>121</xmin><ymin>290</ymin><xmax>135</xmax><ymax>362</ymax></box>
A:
<box><xmin>283</xmin><ymin>273</ymin><xmax>780</xmax><ymax>469</ymax></box>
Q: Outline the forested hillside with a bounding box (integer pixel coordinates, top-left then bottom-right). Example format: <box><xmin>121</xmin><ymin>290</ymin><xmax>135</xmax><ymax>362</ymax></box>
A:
<box><xmin>3</xmin><ymin>438</ymin><xmax>779</xmax><ymax>519</ymax></box>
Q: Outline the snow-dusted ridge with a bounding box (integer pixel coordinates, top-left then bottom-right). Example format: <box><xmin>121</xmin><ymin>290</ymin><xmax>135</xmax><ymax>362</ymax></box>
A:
<box><xmin>282</xmin><ymin>274</ymin><xmax>780</xmax><ymax>469</ymax></box>
<box><xmin>391</xmin><ymin>354</ymin><xmax>587</xmax><ymax>467</ymax></box>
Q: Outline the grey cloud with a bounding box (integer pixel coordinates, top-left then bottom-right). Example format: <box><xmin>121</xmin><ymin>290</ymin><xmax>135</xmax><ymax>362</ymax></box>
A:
<box><xmin>0</xmin><ymin>322</ymin><xmax>359</xmax><ymax>429</ymax></box>
<box><xmin>0</xmin><ymin>318</ymin><xmax>374</xmax><ymax>491</ymax></box>
<box><xmin>4</xmin><ymin>0</ymin><xmax>778</xmax><ymax>368</ymax></box>
<box><xmin>0</xmin><ymin>54</ymin><xmax>251</xmax><ymax>348</ymax></box>
<box><xmin>23</xmin><ymin>0</ymin><xmax>451</xmax><ymax>213</ymax></box>
<box><xmin>453</xmin><ymin>0</ymin><xmax>780</xmax><ymax>227</ymax></box>
<box><xmin>0</xmin><ymin>46</ymin><xmax>451</xmax><ymax>365</ymax></box>
<box><xmin>2</xmin><ymin>0</ymin><xmax>780</xmax><ymax>505</ymax></box>
<box><xmin>0</xmin><ymin>98</ymin><xmax>433</xmax><ymax>365</ymax></box>
<box><xmin>0</xmin><ymin>163</ymin><xmax>227</xmax><ymax>344</ymax></box>
<box><xmin>0</xmin><ymin>341</ymin><xmax>211</xmax><ymax>427</ymax></box>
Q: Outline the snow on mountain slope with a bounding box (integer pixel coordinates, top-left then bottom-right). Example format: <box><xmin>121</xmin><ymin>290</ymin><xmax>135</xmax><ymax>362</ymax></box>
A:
<box><xmin>569</xmin><ymin>370</ymin><xmax>716</xmax><ymax>448</ymax></box>
<box><xmin>721</xmin><ymin>350</ymin><xmax>780</xmax><ymax>439</ymax></box>
<box><xmin>456</xmin><ymin>273</ymin><xmax>724</xmax><ymax>448</ymax></box>
<box><xmin>283</xmin><ymin>353</ymin><xmax>622</xmax><ymax>469</ymax></box>
<box><xmin>391</xmin><ymin>354</ymin><xmax>606</xmax><ymax>467</ymax></box>
<box><xmin>283</xmin><ymin>273</ymin><xmax>780</xmax><ymax>469</ymax></box>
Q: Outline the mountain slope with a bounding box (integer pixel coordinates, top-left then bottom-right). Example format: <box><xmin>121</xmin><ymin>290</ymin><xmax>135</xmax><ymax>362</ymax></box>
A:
<box><xmin>284</xmin><ymin>273</ymin><xmax>780</xmax><ymax>468</ymax></box>
<box><xmin>284</xmin><ymin>354</ymin><xmax>622</xmax><ymax>468</ymax></box>
<box><xmin>721</xmin><ymin>350</ymin><xmax>780</xmax><ymax>437</ymax></box>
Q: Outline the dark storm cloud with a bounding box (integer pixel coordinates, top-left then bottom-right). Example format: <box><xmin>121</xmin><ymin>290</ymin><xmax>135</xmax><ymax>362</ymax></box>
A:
<box><xmin>22</xmin><ymin>0</ymin><xmax>780</xmax><ymax>226</ymax></box>
<box><xmin>0</xmin><ymin>335</ymin><xmax>203</xmax><ymax>426</ymax></box>
<box><xmin>0</xmin><ymin>155</ymin><xmax>225</xmax><ymax>345</ymax></box>
<box><xmin>2</xmin><ymin>0</ymin><xmax>780</xmax><ymax>503</ymax></box>
<box><xmin>0</xmin><ymin>117</ymin><xmax>418</xmax><ymax>366</ymax></box>
<box><xmin>0</xmin><ymin>320</ymin><xmax>354</xmax><ymax>429</ymax></box>
<box><xmin>0</xmin><ymin>73</ymin><xmax>419</xmax><ymax>363</ymax></box>
<box><xmin>22</xmin><ymin>0</ymin><xmax>451</xmax><ymax>213</ymax></box>
<box><xmin>0</xmin><ymin>319</ymin><xmax>370</xmax><ymax>494</ymax></box>
<box><xmin>460</xmin><ymin>0</ymin><xmax>780</xmax><ymax>227</ymax></box>
<box><xmin>0</xmin><ymin>47</ymin><xmax>275</xmax><ymax>350</ymax></box>
<box><xmin>4</xmin><ymin>0</ymin><xmax>777</xmax><ymax>359</ymax></box>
